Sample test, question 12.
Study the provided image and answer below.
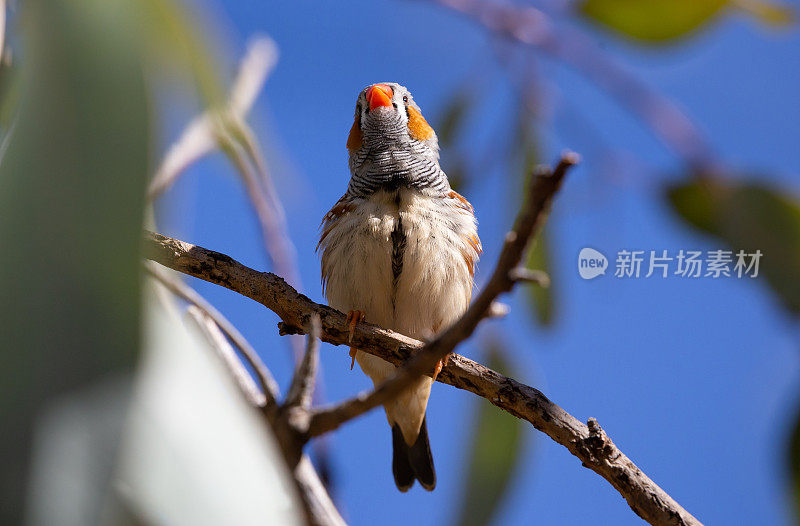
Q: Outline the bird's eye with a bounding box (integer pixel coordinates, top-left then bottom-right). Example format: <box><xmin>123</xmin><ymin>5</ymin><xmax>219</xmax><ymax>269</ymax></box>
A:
<box><xmin>402</xmin><ymin>95</ymin><xmax>409</xmax><ymax>104</ymax></box>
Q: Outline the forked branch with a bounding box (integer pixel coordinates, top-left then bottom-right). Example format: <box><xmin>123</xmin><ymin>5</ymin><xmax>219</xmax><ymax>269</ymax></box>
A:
<box><xmin>143</xmin><ymin>154</ymin><xmax>702</xmax><ymax>526</ymax></box>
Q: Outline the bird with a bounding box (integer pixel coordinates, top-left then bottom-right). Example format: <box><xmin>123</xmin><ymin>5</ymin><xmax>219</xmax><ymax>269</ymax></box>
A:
<box><xmin>317</xmin><ymin>83</ymin><xmax>481</xmax><ymax>491</ymax></box>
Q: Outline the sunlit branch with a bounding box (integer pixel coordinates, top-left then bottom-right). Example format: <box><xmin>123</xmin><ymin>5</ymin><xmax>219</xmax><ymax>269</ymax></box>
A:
<box><xmin>143</xmin><ymin>152</ymin><xmax>701</xmax><ymax>526</ymax></box>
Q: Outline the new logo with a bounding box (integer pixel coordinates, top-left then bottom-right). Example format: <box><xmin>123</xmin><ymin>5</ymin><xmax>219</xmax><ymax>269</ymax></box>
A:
<box><xmin>578</xmin><ymin>248</ymin><xmax>608</xmax><ymax>280</ymax></box>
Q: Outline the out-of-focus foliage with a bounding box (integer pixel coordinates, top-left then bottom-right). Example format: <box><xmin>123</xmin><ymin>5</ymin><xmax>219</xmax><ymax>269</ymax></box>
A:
<box><xmin>515</xmin><ymin>110</ymin><xmax>555</xmax><ymax>328</ymax></box>
<box><xmin>437</xmin><ymin>90</ymin><xmax>473</xmax><ymax>148</ymax></box>
<box><xmin>735</xmin><ymin>0</ymin><xmax>795</xmax><ymax>26</ymax></box>
<box><xmin>136</xmin><ymin>0</ymin><xmax>226</xmax><ymax>104</ymax></box>
<box><xmin>436</xmin><ymin>88</ymin><xmax>475</xmax><ymax>193</ymax></box>
<box><xmin>580</xmin><ymin>0</ymin><xmax>728</xmax><ymax>41</ymax></box>
<box><xmin>579</xmin><ymin>0</ymin><xmax>793</xmax><ymax>43</ymax></box>
<box><xmin>0</xmin><ymin>0</ymin><xmax>150</xmax><ymax>522</ymax></box>
<box><xmin>455</xmin><ymin>345</ymin><xmax>524</xmax><ymax>526</ymax></box>
<box><xmin>109</xmin><ymin>290</ymin><xmax>303</xmax><ymax>526</ymax></box>
<box><xmin>667</xmin><ymin>179</ymin><xmax>800</xmax><ymax>314</ymax></box>
<box><xmin>525</xmin><ymin>229</ymin><xmax>554</xmax><ymax>326</ymax></box>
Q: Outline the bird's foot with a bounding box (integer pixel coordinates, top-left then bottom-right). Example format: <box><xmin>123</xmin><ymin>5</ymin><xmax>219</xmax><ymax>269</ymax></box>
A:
<box><xmin>432</xmin><ymin>356</ymin><xmax>448</xmax><ymax>383</ymax></box>
<box><xmin>345</xmin><ymin>310</ymin><xmax>365</xmax><ymax>371</ymax></box>
<box><xmin>348</xmin><ymin>347</ymin><xmax>357</xmax><ymax>371</ymax></box>
<box><xmin>345</xmin><ymin>310</ymin><xmax>365</xmax><ymax>344</ymax></box>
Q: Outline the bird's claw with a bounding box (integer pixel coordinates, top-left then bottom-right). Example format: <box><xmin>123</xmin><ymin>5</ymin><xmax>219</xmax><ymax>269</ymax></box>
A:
<box><xmin>349</xmin><ymin>347</ymin><xmax>357</xmax><ymax>371</ymax></box>
<box><xmin>432</xmin><ymin>357</ymin><xmax>446</xmax><ymax>383</ymax></box>
<box><xmin>345</xmin><ymin>310</ymin><xmax>365</xmax><ymax>344</ymax></box>
<box><xmin>345</xmin><ymin>310</ymin><xmax>365</xmax><ymax>371</ymax></box>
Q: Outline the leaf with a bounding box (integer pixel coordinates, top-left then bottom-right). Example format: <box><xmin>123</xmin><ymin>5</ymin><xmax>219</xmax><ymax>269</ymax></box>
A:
<box><xmin>107</xmin><ymin>290</ymin><xmax>305</xmax><ymax>525</ymax></box>
<box><xmin>579</xmin><ymin>0</ymin><xmax>729</xmax><ymax>42</ymax></box>
<box><xmin>0</xmin><ymin>0</ymin><xmax>150</xmax><ymax>521</ymax></box>
<box><xmin>455</xmin><ymin>346</ymin><xmax>525</xmax><ymax>526</ymax></box>
<box><xmin>436</xmin><ymin>89</ymin><xmax>473</xmax><ymax>148</ymax></box>
<box><xmin>136</xmin><ymin>0</ymin><xmax>226</xmax><ymax>105</ymax></box>
<box><xmin>514</xmin><ymin>117</ymin><xmax>553</xmax><ymax>327</ymax></box>
<box><xmin>667</xmin><ymin>178</ymin><xmax>800</xmax><ymax>313</ymax></box>
<box><xmin>436</xmin><ymin>88</ymin><xmax>474</xmax><ymax>192</ymax></box>
<box><xmin>445</xmin><ymin>158</ymin><xmax>468</xmax><ymax>194</ymax></box>
<box><xmin>525</xmin><ymin>227</ymin><xmax>555</xmax><ymax>326</ymax></box>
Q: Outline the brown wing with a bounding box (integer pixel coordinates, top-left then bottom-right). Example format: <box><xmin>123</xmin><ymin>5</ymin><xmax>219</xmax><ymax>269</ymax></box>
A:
<box><xmin>447</xmin><ymin>190</ymin><xmax>482</xmax><ymax>280</ymax></box>
<box><xmin>317</xmin><ymin>195</ymin><xmax>355</xmax><ymax>252</ymax></box>
<box><xmin>318</xmin><ymin>195</ymin><xmax>356</xmax><ymax>293</ymax></box>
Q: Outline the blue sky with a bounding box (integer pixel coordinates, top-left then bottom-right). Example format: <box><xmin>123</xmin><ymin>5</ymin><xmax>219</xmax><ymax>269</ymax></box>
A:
<box><xmin>158</xmin><ymin>1</ymin><xmax>800</xmax><ymax>524</ymax></box>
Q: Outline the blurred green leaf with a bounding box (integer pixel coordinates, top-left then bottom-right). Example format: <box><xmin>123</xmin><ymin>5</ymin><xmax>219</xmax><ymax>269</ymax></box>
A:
<box><xmin>136</xmin><ymin>0</ymin><xmax>226</xmax><ymax>105</ymax></box>
<box><xmin>436</xmin><ymin>89</ymin><xmax>473</xmax><ymax>148</ymax></box>
<box><xmin>0</xmin><ymin>0</ymin><xmax>151</xmax><ymax>521</ymax></box>
<box><xmin>514</xmin><ymin>117</ymin><xmax>553</xmax><ymax>327</ymax></box>
<box><xmin>455</xmin><ymin>347</ymin><xmax>524</xmax><ymax>526</ymax></box>
<box><xmin>580</xmin><ymin>0</ymin><xmax>728</xmax><ymax>42</ymax></box>
<box><xmin>667</xmin><ymin>178</ymin><xmax>800</xmax><ymax>313</ymax></box>
<box><xmin>525</xmin><ymin>228</ymin><xmax>554</xmax><ymax>326</ymax></box>
<box><xmin>437</xmin><ymin>88</ymin><xmax>474</xmax><ymax>193</ymax></box>
<box><xmin>444</xmin><ymin>158</ymin><xmax>468</xmax><ymax>194</ymax></box>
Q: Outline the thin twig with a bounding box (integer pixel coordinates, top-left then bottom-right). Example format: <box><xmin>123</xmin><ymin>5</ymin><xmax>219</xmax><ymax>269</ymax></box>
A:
<box><xmin>284</xmin><ymin>315</ymin><xmax>321</xmax><ymax>410</ymax></box>
<box><xmin>186</xmin><ymin>306</ymin><xmax>267</xmax><ymax>407</ymax></box>
<box><xmin>144</xmin><ymin>261</ymin><xmax>280</xmax><ymax>406</ymax></box>
<box><xmin>509</xmin><ymin>267</ymin><xmax>550</xmax><ymax>287</ymax></box>
<box><xmin>147</xmin><ymin>266</ymin><xmax>343</xmax><ymax>526</ymax></box>
<box><xmin>487</xmin><ymin>301</ymin><xmax>510</xmax><ymax>319</ymax></box>
<box><xmin>147</xmin><ymin>37</ymin><xmax>277</xmax><ymax>200</ymax></box>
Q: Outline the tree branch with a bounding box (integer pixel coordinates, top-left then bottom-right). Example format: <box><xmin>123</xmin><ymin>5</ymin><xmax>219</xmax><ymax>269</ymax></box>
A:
<box><xmin>147</xmin><ymin>267</ymin><xmax>343</xmax><ymax>526</ymax></box>
<box><xmin>143</xmin><ymin>154</ymin><xmax>701</xmax><ymax>525</ymax></box>
<box><xmin>145</xmin><ymin>261</ymin><xmax>280</xmax><ymax>406</ymax></box>
<box><xmin>186</xmin><ymin>306</ymin><xmax>267</xmax><ymax>408</ymax></box>
<box><xmin>284</xmin><ymin>315</ymin><xmax>321</xmax><ymax>410</ymax></box>
<box><xmin>509</xmin><ymin>267</ymin><xmax>550</xmax><ymax>287</ymax></box>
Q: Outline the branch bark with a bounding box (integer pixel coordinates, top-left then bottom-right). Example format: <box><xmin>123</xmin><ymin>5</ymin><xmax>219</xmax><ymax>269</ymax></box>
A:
<box><xmin>143</xmin><ymin>157</ymin><xmax>702</xmax><ymax>526</ymax></box>
<box><xmin>284</xmin><ymin>315</ymin><xmax>321</xmax><ymax>410</ymax></box>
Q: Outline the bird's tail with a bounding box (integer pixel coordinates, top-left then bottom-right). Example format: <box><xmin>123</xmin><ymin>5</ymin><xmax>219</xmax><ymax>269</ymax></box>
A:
<box><xmin>391</xmin><ymin>417</ymin><xmax>436</xmax><ymax>492</ymax></box>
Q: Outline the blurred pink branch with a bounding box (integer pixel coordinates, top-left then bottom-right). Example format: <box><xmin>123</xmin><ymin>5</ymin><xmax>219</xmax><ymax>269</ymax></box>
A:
<box><xmin>430</xmin><ymin>0</ymin><xmax>717</xmax><ymax>170</ymax></box>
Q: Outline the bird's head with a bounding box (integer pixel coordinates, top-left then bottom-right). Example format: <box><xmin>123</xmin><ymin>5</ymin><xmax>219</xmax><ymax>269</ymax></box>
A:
<box><xmin>346</xmin><ymin>82</ymin><xmax>438</xmax><ymax>157</ymax></box>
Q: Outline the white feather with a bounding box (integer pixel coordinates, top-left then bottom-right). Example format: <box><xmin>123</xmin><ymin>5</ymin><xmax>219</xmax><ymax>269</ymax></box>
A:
<box><xmin>320</xmin><ymin>188</ymin><xmax>478</xmax><ymax>444</ymax></box>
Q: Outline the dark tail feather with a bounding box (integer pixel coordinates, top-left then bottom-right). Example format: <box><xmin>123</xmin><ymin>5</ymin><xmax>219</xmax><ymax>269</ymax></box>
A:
<box><xmin>391</xmin><ymin>418</ymin><xmax>436</xmax><ymax>492</ymax></box>
<box><xmin>408</xmin><ymin>418</ymin><xmax>436</xmax><ymax>491</ymax></box>
<box><xmin>392</xmin><ymin>425</ymin><xmax>415</xmax><ymax>492</ymax></box>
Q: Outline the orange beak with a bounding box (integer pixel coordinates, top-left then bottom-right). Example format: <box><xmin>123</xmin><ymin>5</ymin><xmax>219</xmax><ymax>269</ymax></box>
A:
<box><xmin>366</xmin><ymin>84</ymin><xmax>393</xmax><ymax>111</ymax></box>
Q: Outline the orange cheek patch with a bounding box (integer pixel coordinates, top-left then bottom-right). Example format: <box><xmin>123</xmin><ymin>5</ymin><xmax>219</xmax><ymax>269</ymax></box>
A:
<box><xmin>407</xmin><ymin>106</ymin><xmax>434</xmax><ymax>141</ymax></box>
<box><xmin>346</xmin><ymin>118</ymin><xmax>363</xmax><ymax>151</ymax></box>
